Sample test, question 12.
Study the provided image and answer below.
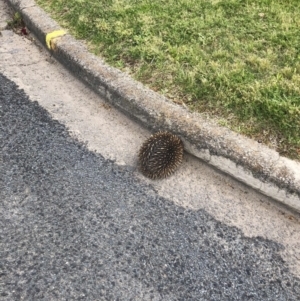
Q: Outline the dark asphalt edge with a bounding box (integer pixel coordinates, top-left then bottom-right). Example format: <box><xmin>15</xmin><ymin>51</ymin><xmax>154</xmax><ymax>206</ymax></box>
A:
<box><xmin>5</xmin><ymin>0</ymin><xmax>300</xmax><ymax>213</ymax></box>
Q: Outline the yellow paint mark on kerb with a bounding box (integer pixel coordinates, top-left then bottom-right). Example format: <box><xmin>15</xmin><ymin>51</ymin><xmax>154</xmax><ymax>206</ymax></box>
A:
<box><xmin>46</xmin><ymin>30</ymin><xmax>66</xmax><ymax>49</ymax></box>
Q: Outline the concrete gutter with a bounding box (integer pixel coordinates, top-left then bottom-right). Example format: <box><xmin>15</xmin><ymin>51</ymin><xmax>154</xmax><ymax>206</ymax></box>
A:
<box><xmin>5</xmin><ymin>0</ymin><xmax>300</xmax><ymax>213</ymax></box>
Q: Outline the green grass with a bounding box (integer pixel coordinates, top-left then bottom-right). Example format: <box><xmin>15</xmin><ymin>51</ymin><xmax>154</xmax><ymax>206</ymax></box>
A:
<box><xmin>36</xmin><ymin>0</ymin><xmax>300</xmax><ymax>160</ymax></box>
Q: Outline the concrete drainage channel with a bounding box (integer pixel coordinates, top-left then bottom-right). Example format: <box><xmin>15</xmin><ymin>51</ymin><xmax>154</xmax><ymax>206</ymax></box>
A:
<box><xmin>5</xmin><ymin>0</ymin><xmax>300</xmax><ymax>213</ymax></box>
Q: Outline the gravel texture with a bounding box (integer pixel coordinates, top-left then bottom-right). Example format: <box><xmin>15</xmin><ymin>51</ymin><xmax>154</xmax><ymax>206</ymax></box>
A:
<box><xmin>1</xmin><ymin>72</ymin><xmax>300</xmax><ymax>300</ymax></box>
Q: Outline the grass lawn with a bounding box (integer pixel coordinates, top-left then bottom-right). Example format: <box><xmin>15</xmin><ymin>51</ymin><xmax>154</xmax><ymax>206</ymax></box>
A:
<box><xmin>36</xmin><ymin>0</ymin><xmax>300</xmax><ymax>160</ymax></box>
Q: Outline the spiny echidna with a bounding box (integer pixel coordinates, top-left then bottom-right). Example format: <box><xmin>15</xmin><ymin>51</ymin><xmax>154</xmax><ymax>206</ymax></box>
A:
<box><xmin>138</xmin><ymin>131</ymin><xmax>184</xmax><ymax>179</ymax></box>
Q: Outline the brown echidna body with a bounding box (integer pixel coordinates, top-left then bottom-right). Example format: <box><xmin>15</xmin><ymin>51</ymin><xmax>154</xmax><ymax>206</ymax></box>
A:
<box><xmin>138</xmin><ymin>131</ymin><xmax>184</xmax><ymax>179</ymax></box>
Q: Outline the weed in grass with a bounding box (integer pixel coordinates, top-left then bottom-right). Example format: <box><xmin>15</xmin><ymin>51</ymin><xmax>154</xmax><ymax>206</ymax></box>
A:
<box><xmin>36</xmin><ymin>0</ymin><xmax>300</xmax><ymax>160</ymax></box>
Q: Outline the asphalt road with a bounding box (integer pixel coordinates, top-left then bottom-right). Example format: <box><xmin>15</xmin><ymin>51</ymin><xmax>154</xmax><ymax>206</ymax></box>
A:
<box><xmin>1</xmin><ymin>72</ymin><xmax>300</xmax><ymax>300</ymax></box>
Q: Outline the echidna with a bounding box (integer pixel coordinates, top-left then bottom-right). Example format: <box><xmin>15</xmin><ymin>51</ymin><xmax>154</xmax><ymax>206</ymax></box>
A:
<box><xmin>138</xmin><ymin>131</ymin><xmax>184</xmax><ymax>179</ymax></box>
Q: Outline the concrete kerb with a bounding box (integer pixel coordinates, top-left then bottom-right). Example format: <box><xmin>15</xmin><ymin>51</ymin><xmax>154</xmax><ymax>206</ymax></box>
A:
<box><xmin>5</xmin><ymin>0</ymin><xmax>300</xmax><ymax>213</ymax></box>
